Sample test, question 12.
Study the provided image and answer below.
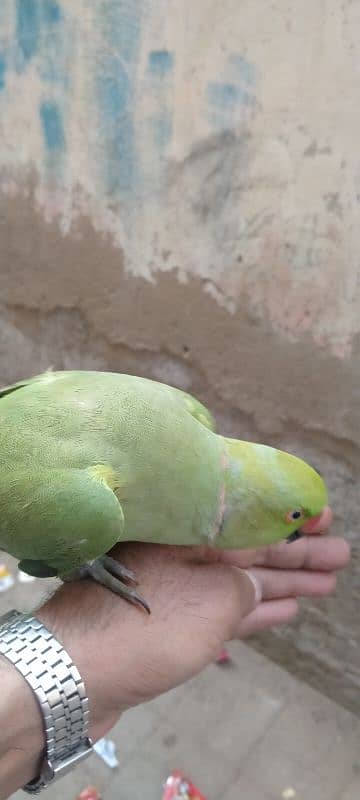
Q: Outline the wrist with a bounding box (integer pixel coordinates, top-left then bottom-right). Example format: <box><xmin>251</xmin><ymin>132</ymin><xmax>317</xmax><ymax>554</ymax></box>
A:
<box><xmin>0</xmin><ymin>654</ymin><xmax>44</xmax><ymax>795</ymax></box>
<box><xmin>36</xmin><ymin>579</ymin><xmax>132</xmax><ymax>740</ymax></box>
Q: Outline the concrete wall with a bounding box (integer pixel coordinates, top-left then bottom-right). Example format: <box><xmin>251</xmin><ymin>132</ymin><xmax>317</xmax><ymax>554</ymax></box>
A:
<box><xmin>0</xmin><ymin>1</ymin><xmax>359</xmax><ymax>711</ymax></box>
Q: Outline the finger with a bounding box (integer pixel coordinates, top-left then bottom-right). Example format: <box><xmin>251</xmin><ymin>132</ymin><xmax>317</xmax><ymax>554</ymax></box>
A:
<box><xmin>222</xmin><ymin>535</ymin><xmax>350</xmax><ymax>572</ymax></box>
<box><xmin>255</xmin><ymin>535</ymin><xmax>350</xmax><ymax>571</ymax></box>
<box><xmin>218</xmin><ymin>548</ymin><xmax>258</xmax><ymax>569</ymax></box>
<box><xmin>236</xmin><ymin>598</ymin><xmax>299</xmax><ymax>637</ymax></box>
<box><xmin>250</xmin><ymin>567</ymin><xmax>337</xmax><ymax>601</ymax></box>
<box><xmin>301</xmin><ymin>505</ymin><xmax>333</xmax><ymax>534</ymax></box>
<box><xmin>217</xmin><ymin>507</ymin><xmax>338</xmax><ymax>572</ymax></box>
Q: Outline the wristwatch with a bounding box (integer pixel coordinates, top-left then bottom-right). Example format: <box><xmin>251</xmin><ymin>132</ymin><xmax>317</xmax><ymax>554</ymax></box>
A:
<box><xmin>0</xmin><ymin>609</ymin><xmax>93</xmax><ymax>794</ymax></box>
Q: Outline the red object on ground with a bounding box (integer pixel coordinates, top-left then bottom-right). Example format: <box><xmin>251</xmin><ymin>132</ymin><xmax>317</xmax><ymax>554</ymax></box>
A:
<box><xmin>162</xmin><ymin>770</ymin><xmax>207</xmax><ymax>800</ymax></box>
<box><xmin>215</xmin><ymin>647</ymin><xmax>231</xmax><ymax>664</ymax></box>
<box><xmin>76</xmin><ymin>787</ymin><xmax>101</xmax><ymax>800</ymax></box>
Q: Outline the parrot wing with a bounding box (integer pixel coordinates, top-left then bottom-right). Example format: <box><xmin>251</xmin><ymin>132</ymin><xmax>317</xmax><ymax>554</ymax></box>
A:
<box><xmin>0</xmin><ymin>464</ymin><xmax>125</xmax><ymax>577</ymax></box>
<box><xmin>0</xmin><ymin>371</ymin><xmax>217</xmax><ymax>431</ymax></box>
<box><xmin>0</xmin><ymin>369</ymin><xmax>53</xmax><ymax>399</ymax></box>
<box><xmin>169</xmin><ymin>386</ymin><xmax>217</xmax><ymax>432</ymax></box>
<box><xmin>0</xmin><ymin>371</ymin><xmax>217</xmax><ymax>429</ymax></box>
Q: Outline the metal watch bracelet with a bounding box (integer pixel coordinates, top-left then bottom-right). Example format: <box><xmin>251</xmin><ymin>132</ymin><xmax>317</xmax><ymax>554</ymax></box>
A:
<box><xmin>0</xmin><ymin>609</ymin><xmax>93</xmax><ymax>794</ymax></box>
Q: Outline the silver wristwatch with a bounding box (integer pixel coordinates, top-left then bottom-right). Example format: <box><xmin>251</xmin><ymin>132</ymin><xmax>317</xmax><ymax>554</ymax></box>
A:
<box><xmin>0</xmin><ymin>609</ymin><xmax>93</xmax><ymax>794</ymax></box>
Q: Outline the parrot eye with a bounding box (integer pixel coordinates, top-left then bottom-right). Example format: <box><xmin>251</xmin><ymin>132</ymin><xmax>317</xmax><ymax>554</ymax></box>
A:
<box><xmin>285</xmin><ymin>509</ymin><xmax>304</xmax><ymax>524</ymax></box>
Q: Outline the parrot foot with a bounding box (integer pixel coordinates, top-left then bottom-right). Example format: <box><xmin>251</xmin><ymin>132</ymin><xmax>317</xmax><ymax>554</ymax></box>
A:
<box><xmin>65</xmin><ymin>557</ymin><xmax>150</xmax><ymax>614</ymax></box>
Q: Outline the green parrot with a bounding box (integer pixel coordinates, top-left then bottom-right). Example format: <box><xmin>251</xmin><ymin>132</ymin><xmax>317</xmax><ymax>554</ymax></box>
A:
<box><xmin>0</xmin><ymin>370</ymin><xmax>327</xmax><ymax>611</ymax></box>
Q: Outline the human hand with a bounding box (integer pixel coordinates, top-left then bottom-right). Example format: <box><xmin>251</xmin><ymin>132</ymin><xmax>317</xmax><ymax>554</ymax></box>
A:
<box><xmin>0</xmin><ymin>506</ymin><xmax>349</xmax><ymax>797</ymax></box>
<box><xmin>37</xmin><ymin>505</ymin><xmax>349</xmax><ymax>743</ymax></box>
<box><xmin>216</xmin><ymin>505</ymin><xmax>342</xmax><ymax>636</ymax></box>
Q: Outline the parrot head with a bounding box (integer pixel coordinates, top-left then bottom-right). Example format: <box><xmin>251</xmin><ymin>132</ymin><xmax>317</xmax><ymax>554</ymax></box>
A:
<box><xmin>217</xmin><ymin>439</ymin><xmax>328</xmax><ymax>549</ymax></box>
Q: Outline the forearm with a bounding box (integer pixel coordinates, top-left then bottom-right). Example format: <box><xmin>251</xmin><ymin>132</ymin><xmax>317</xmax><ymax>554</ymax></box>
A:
<box><xmin>0</xmin><ymin>657</ymin><xmax>43</xmax><ymax>799</ymax></box>
<box><xmin>0</xmin><ymin>578</ymin><xmax>134</xmax><ymax>799</ymax></box>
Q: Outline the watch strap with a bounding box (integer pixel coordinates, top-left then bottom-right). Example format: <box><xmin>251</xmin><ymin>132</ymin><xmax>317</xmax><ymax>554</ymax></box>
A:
<box><xmin>0</xmin><ymin>610</ymin><xmax>93</xmax><ymax>793</ymax></box>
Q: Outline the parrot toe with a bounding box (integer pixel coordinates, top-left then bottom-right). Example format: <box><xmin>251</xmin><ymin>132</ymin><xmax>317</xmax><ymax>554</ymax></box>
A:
<box><xmin>70</xmin><ymin>558</ymin><xmax>151</xmax><ymax>613</ymax></box>
<box><xmin>100</xmin><ymin>555</ymin><xmax>138</xmax><ymax>585</ymax></box>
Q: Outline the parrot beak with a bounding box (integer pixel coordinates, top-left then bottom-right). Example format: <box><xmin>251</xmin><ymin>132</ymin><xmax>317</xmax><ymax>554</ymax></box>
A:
<box><xmin>286</xmin><ymin>529</ymin><xmax>303</xmax><ymax>543</ymax></box>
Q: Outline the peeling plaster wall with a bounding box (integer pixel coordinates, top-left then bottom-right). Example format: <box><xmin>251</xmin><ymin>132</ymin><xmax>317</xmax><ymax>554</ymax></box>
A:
<box><xmin>0</xmin><ymin>1</ymin><xmax>359</xmax><ymax>711</ymax></box>
<box><xmin>0</xmin><ymin>1</ymin><xmax>360</xmax><ymax>355</ymax></box>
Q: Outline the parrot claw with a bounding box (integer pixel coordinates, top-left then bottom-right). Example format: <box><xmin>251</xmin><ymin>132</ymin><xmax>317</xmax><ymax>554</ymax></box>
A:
<box><xmin>67</xmin><ymin>558</ymin><xmax>150</xmax><ymax>613</ymax></box>
<box><xmin>100</xmin><ymin>555</ymin><xmax>138</xmax><ymax>585</ymax></box>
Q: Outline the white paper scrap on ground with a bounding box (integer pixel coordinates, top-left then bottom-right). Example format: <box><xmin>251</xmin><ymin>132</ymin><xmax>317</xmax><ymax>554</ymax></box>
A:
<box><xmin>94</xmin><ymin>738</ymin><xmax>119</xmax><ymax>769</ymax></box>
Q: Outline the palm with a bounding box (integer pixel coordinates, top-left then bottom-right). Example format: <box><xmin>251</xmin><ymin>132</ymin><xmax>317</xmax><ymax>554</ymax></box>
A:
<box><xmin>38</xmin><ymin>506</ymin><xmax>349</xmax><ymax>741</ymax></box>
<box><xmin>103</xmin><ymin>505</ymin><xmax>348</xmax><ymax>701</ymax></box>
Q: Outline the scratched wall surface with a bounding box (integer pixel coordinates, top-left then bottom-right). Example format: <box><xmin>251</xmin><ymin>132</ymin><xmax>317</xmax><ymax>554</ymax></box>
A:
<box><xmin>0</xmin><ymin>0</ymin><xmax>359</xmax><ymax>711</ymax></box>
<box><xmin>0</xmin><ymin>1</ymin><xmax>359</xmax><ymax>355</ymax></box>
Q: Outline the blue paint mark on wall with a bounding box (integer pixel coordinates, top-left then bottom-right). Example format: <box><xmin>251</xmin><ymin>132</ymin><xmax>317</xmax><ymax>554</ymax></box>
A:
<box><xmin>150</xmin><ymin>112</ymin><xmax>173</xmax><ymax>150</ymax></box>
<box><xmin>207</xmin><ymin>82</ymin><xmax>254</xmax><ymax>110</ymax></box>
<box><xmin>97</xmin><ymin>56</ymin><xmax>137</xmax><ymax>194</ymax></box>
<box><xmin>207</xmin><ymin>54</ymin><xmax>257</xmax><ymax>132</ymax></box>
<box><xmin>40</xmin><ymin>100</ymin><xmax>65</xmax><ymax>152</ymax></box>
<box><xmin>16</xmin><ymin>0</ymin><xmax>64</xmax><ymax>79</ymax></box>
<box><xmin>96</xmin><ymin>2</ymin><xmax>145</xmax><ymax>196</ymax></box>
<box><xmin>228</xmin><ymin>54</ymin><xmax>257</xmax><ymax>87</ymax></box>
<box><xmin>102</xmin><ymin>1</ymin><xmax>143</xmax><ymax>64</ymax></box>
<box><xmin>0</xmin><ymin>56</ymin><xmax>6</xmax><ymax>90</ymax></box>
<box><xmin>38</xmin><ymin>0</ymin><xmax>67</xmax><ymax>86</ymax></box>
<box><xmin>148</xmin><ymin>50</ymin><xmax>174</xmax><ymax>77</ymax></box>
<box><xmin>16</xmin><ymin>0</ymin><xmax>40</xmax><ymax>65</ymax></box>
<box><xmin>146</xmin><ymin>50</ymin><xmax>174</xmax><ymax>160</ymax></box>
<box><xmin>42</xmin><ymin>0</ymin><xmax>62</xmax><ymax>24</ymax></box>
